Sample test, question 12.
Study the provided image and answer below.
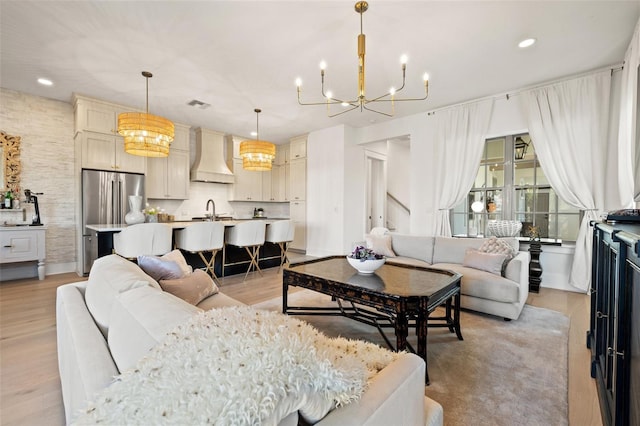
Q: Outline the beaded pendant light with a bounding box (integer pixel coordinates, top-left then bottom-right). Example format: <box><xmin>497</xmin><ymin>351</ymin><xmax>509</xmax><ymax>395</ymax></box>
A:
<box><xmin>239</xmin><ymin>109</ymin><xmax>276</xmax><ymax>171</ymax></box>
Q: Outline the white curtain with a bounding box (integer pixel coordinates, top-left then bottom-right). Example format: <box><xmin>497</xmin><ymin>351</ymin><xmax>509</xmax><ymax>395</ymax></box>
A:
<box><xmin>522</xmin><ymin>71</ymin><xmax>612</xmax><ymax>292</ymax></box>
<box><xmin>431</xmin><ymin>99</ymin><xmax>494</xmax><ymax>236</ymax></box>
<box><xmin>618</xmin><ymin>17</ymin><xmax>640</xmax><ymax>202</ymax></box>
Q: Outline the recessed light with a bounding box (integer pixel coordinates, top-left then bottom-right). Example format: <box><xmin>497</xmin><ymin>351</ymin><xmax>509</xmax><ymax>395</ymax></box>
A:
<box><xmin>250</xmin><ymin>131</ymin><xmax>257</xmax><ymax>137</ymax></box>
<box><xmin>37</xmin><ymin>78</ymin><xmax>53</xmax><ymax>86</ymax></box>
<box><xmin>518</xmin><ymin>38</ymin><xmax>536</xmax><ymax>48</ymax></box>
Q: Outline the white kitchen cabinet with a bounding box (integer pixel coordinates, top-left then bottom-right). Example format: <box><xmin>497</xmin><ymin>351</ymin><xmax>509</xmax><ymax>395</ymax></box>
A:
<box><xmin>74</xmin><ymin>96</ymin><xmax>120</xmax><ymax>135</ymax></box>
<box><xmin>275</xmin><ymin>144</ymin><xmax>289</xmax><ymax>165</ymax></box>
<box><xmin>0</xmin><ymin>227</ymin><xmax>46</xmax><ymax>280</ymax></box>
<box><xmin>78</xmin><ymin>131</ymin><xmax>146</xmax><ymax>174</ymax></box>
<box><xmin>271</xmin><ymin>164</ymin><xmax>288</xmax><ymax>202</ymax></box>
<box><xmin>289</xmin><ymin>158</ymin><xmax>306</xmax><ymax>201</ymax></box>
<box><xmin>289</xmin><ymin>135</ymin><xmax>307</xmax><ymax>159</ymax></box>
<box><xmin>146</xmin><ymin>149</ymin><xmax>189</xmax><ymax>199</ymax></box>
<box><xmin>289</xmin><ymin>201</ymin><xmax>306</xmax><ymax>251</ymax></box>
<box><xmin>262</xmin><ymin>170</ymin><xmax>275</xmax><ymax>201</ymax></box>
<box><xmin>231</xmin><ymin>159</ymin><xmax>262</xmax><ymax>201</ymax></box>
<box><xmin>146</xmin><ymin>123</ymin><xmax>191</xmax><ymax>199</ymax></box>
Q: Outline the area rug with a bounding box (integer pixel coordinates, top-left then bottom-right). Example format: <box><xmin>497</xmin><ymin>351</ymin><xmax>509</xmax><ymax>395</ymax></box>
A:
<box><xmin>253</xmin><ymin>290</ymin><xmax>570</xmax><ymax>426</ymax></box>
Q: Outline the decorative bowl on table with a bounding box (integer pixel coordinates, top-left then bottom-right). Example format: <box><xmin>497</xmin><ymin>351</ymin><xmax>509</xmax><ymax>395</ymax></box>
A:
<box><xmin>487</xmin><ymin>220</ymin><xmax>523</xmax><ymax>237</ymax></box>
<box><xmin>347</xmin><ymin>246</ymin><xmax>386</xmax><ymax>274</ymax></box>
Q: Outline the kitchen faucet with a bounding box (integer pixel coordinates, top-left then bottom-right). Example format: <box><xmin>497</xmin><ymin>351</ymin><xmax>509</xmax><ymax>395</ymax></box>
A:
<box><xmin>206</xmin><ymin>199</ymin><xmax>216</xmax><ymax>221</ymax></box>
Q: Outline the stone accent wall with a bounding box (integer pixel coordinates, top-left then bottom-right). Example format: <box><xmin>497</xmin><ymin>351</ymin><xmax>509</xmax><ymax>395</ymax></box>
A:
<box><xmin>0</xmin><ymin>88</ymin><xmax>76</xmax><ymax>269</ymax></box>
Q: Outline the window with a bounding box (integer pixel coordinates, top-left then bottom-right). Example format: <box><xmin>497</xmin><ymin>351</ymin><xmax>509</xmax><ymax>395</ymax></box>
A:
<box><xmin>451</xmin><ymin>133</ymin><xmax>581</xmax><ymax>241</ymax></box>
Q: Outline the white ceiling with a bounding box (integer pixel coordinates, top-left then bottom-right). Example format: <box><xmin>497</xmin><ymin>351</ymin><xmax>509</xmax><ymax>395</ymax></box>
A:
<box><xmin>1</xmin><ymin>1</ymin><xmax>638</xmax><ymax>143</ymax></box>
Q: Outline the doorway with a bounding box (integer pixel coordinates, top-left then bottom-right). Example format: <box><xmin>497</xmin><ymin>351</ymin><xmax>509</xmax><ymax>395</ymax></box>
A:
<box><xmin>365</xmin><ymin>151</ymin><xmax>386</xmax><ymax>233</ymax></box>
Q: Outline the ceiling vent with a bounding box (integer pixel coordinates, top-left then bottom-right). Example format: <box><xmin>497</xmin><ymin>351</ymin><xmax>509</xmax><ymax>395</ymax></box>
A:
<box><xmin>187</xmin><ymin>99</ymin><xmax>210</xmax><ymax>109</ymax></box>
<box><xmin>190</xmin><ymin>128</ymin><xmax>234</xmax><ymax>184</ymax></box>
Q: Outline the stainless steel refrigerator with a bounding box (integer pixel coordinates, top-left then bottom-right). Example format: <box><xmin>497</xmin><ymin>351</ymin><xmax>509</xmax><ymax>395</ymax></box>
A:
<box><xmin>81</xmin><ymin>169</ymin><xmax>145</xmax><ymax>275</ymax></box>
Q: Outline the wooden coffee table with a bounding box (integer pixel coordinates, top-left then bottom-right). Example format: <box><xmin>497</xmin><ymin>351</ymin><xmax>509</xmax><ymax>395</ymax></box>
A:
<box><xmin>282</xmin><ymin>256</ymin><xmax>463</xmax><ymax>384</ymax></box>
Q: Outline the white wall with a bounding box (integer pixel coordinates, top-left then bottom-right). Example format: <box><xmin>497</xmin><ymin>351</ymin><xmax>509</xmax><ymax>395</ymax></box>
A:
<box><xmin>0</xmin><ymin>88</ymin><xmax>77</xmax><ymax>275</ymax></box>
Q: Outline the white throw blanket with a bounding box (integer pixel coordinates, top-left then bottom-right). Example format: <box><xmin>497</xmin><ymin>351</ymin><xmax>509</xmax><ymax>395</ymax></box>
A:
<box><xmin>74</xmin><ymin>306</ymin><xmax>399</xmax><ymax>425</ymax></box>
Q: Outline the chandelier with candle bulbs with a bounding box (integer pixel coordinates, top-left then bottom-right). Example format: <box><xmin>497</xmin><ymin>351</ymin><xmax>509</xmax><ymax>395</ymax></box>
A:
<box><xmin>295</xmin><ymin>1</ymin><xmax>429</xmax><ymax>118</ymax></box>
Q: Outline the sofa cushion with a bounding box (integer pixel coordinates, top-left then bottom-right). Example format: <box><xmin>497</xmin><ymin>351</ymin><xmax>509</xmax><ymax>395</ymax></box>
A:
<box><xmin>462</xmin><ymin>249</ymin><xmax>509</xmax><ymax>276</ymax></box>
<box><xmin>366</xmin><ymin>234</ymin><xmax>396</xmax><ymax>257</ymax></box>
<box><xmin>137</xmin><ymin>255</ymin><xmax>185</xmax><ymax>281</ymax></box>
<box><xmin>390</xmin><ymin>233</ymin><xmax>435</xmax><ymax>264</ymax></box>
<box><xmin>432</xmin><ymin>263</ymin><xmax>520</xmax><ymax>303</ymax></box>
<box><xmin>161</xmin><ymin>249</ymin><xmax>193</xmax><ymax>276</ymax></box>
<box><xmin>432</xmin><ymin>237</ymin><xmax>485</xmax><ymax>264</ymax></box>
<box><xmin>197</xmin><ymin>291</ymin><xmax>246</xmax><ymax>310</ymax></box>
<box><xmin>108</xmin><ymin>285</ymin><xmax>201</xmax><ymax>372</ymax></box>
<box><xmin>85</xmin><ymin>254</ymin><xmax>161</xmax><ymax>337</ymax></box>
<box><xmin>159</xmin><ymin>269</ymin><xmax>219</xmax><ymax>305</ymax></box>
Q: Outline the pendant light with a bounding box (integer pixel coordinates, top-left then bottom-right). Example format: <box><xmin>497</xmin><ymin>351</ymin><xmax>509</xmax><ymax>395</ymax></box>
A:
<box><xmin>118</xmin><ymin>71</ymin><xmax>174</xmax><ymax>157</ymax></box>
<box><xmin>239</xmin><ymin>109</ymin><xmax>276</xmax><ymax>171</ymax></box>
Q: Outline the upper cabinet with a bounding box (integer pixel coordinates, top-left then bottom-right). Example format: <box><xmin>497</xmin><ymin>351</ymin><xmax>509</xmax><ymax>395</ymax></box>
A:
<box><xmin>146</xmin><ymin>123</ymin><xmax>191</xmax><ymax>199</ymax></box>
<box><xmin>289</xmin><ymin>135</ymin><xmax>307</xmax><ymax>160</ymax></box>
<box><xmin>78</xmin><ymin>131</ymin><xmax>146</xmax><ymax>173</ymax></box>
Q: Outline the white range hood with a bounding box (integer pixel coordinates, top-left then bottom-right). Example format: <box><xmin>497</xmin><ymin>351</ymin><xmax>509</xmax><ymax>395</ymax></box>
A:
<box><xmin>190</xmin><ymin>128</ymin><xmax>234</xmax><ymax>184</ymax></box>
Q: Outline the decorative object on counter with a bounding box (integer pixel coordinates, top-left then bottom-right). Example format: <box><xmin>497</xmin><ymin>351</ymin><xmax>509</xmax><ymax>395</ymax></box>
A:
<box><xmin>347</xmin><ymin>245</ymin><xmax>385</xmax><ymax>274</ymax></box>
<box><xmin>239</xmin><ymin>109</ymin><xmax>275</xmax><ymax>171</ymax></box>
<box><xmin>295</xmin><ymin>1</ymin><xmax>429</xmax><ymax>118</ymax></box>
<box><xmin>487</xmin><ymin>220</ymin><xmax>522</xmax><ymax>237</ymax></box>
<box><xmin>124</xmin><ymin>195</ymin><xmax>145</xmax><ymax>225</ymax></box>
<box><xmin>23</xmin><ymin>189</ymin><xmax>42</xmax><ymax>225</ymax></box>
<box><xmin>253</xmin><ymin>207</ymin><xmax>264</xmax><ymax>218</ymax></box>
<box><xmin>4</xmin><ymin>191</ymin><xmax>12</xmax><ymax>209</ymax></box>
<box><xmin>527</xmin><ymin>226</ymin><xmax>543</xmax><ymax>293</ymax></box>
<box><xmin>1</xmin><ymin>131</ymin><xmax>21</xmax><ymax>196</ymax></box>
<box><xmin>118</xmin><ymin>71</ymin><xmax>174</xmax><ymax>157</ymax></box>
<box><xmin>143</xmin><ymin>204</ymin><xmax>161</xmax><ymax>223</ymax></box>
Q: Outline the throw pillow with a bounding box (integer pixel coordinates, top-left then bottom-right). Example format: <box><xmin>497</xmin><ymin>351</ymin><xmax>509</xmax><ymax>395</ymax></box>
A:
<box><xmin>478</xmin><ymin>236</ymin><xmax>518</xmax><ymax>257</ymax></box>
<box><xmin>137</xmin><ymin>256</ymin><xmax>184</xmax><ymax>282</ymax></box>
<box><xmin>159</xmin><ymin>269</ymin><xmax>219</xmax><ymax>305</ymax></box>
<box><xmin>365</xmin><ymin>234</ymin><xmax>396</xmax><ymax>258</ymax></box>
<box><xmin>462</xmin><ymin>249</ymin><xmax>509</xmax><ymax>276</ymax></box>
<box><xmin>161</xmin><ymin>249</ymin><xmax>193</xmax><ymax>276</ymax></box>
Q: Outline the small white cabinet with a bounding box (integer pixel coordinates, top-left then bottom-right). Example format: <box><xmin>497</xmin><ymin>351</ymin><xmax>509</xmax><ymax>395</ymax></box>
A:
<box><xmin>289</xmin><ymin>201</ymin><xmax>306</xmax><ymax>251</ymax></box>
<box><xmin>289</xmin><ymin>135</ymin><xmax>307</xmax><ymax>160</ymax></box>
<box><xmin>289</xmin><ymin>158</ymin><xmax>306</xmax><ymax>201</ymax></box>
<box><xmin>231</xmin><ymin>159</ymin><xmax>263</xmax><ymax>201</ymax></box>
<box><xmin>0</xmin><ymin>227</ymin><xmax>46</xmax><ymax>280</ymax></box>
<box><xmin>146</xmin><ymin>124</ymin><xmax>191</xmax><ymax>199</ymax></box>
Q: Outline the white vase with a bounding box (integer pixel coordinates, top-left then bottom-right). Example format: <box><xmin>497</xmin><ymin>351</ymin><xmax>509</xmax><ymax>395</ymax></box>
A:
<box><xmin>124</xmin><ymin>195</ymin><xmax>145</xmax><ymax>224</ymax></box>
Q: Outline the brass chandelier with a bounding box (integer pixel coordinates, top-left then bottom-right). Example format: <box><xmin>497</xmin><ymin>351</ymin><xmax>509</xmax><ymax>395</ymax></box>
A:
<box><xmin>240</xmin><ymin>109</ymin><xmax>276</xmax><ymax>171</ymax></box>
<box><xmin>118</xmin><ymin>71</ymin><xmax>174</xmax><ymax>157</ymax></box>
<box><xmin>296</xmin><ymin>1</ymin><xmax>429</xmax><ymax>118</ymax></box>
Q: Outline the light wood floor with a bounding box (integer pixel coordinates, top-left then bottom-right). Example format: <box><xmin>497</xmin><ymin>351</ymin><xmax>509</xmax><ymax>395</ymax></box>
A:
<box><xmin>1</xmin><ymin>258</ymin><xmax>602</xmax><ymax>426</ymax></box>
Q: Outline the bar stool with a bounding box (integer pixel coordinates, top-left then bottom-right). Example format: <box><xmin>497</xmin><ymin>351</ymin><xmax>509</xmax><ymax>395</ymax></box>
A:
<box><xmin>174</xmin><ymin>222</ymin><xmax>225</xmax><ymax>280</ymax></box>
<box><xmin>224</xmin><ymin>220</ymin><xmax>266</xmax><ymax>281</ymax></box>
<box><xmin>112</xmin><ymin>223</ymin><xmax>172</xmax><ymax>259</ymax></box>
<box><xmin>265</xmin><ymin>220</ymin><xmax>295</xmax><ymax>272</ymax></box>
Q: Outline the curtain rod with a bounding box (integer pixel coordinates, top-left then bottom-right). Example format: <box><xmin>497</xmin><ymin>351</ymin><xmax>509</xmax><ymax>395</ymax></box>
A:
<box><xmin>426</xmin><ymin>62</ymin><xmax>624</xmax><ymax>116</ymax></box>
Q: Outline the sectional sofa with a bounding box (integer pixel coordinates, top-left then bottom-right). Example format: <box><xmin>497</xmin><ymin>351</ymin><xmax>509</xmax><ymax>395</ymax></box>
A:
<box><xmin>367</xmin><ymin>232</ymin><xmax>530</xmax><ymax>320</ymax></box>
<box><xmin>56</xmin><ymin>254</ymin><xmax>443</xmax><ymax>425</ymax></box>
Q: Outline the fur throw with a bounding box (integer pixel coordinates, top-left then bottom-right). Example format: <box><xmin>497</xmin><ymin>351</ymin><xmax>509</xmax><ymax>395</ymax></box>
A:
<box><xmin>74</xmin><ymin>306</ymin><xmax>399</xmax><ymax>425</ymax></box>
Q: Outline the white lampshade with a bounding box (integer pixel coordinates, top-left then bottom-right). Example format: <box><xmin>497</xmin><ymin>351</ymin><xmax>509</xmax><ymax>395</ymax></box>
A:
<box><xmin>471</xmin><ymin>201</ymin><xmax>484</xmax><ymax>213</ymax></box>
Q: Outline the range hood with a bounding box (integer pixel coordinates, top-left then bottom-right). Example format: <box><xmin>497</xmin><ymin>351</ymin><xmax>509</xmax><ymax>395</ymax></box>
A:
<box><xmin>190</xmin><ymin>128</ymin><xmax>234</xmax><ymax>184</ymax></box>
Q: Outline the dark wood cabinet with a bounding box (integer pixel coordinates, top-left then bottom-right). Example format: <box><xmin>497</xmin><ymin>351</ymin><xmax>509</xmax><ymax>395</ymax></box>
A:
<box><xmin>588</xmin><ymin>222</ymin><xmax>640</xmax><ymax>426</ymax></box>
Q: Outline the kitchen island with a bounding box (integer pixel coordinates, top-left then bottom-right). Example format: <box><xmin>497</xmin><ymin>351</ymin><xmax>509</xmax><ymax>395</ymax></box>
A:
<box><xmin>85</xmin><ymin>219</ymin><xmax>287</xmax><ymax>277</ymax></box>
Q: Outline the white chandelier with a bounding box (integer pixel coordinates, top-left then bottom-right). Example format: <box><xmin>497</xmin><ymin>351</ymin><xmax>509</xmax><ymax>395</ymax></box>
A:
<box><xmin>295</xmin><ymin>1</ymin><xmax>429</xmax><ymax>118</ymax></box>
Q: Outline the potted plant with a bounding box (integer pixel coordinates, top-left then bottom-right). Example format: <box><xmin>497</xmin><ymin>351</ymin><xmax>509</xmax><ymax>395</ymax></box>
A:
<box><xmin>346</xmin><ymin>246</ymin><xmax>385</xmax><ymax>274</ymax></box>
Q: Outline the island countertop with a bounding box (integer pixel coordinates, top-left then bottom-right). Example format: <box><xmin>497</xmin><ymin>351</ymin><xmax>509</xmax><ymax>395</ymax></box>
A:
<box><xmin>86</xmin><ymin>219</ymin><xmax>286</xmax><ymax>233</ymax></box>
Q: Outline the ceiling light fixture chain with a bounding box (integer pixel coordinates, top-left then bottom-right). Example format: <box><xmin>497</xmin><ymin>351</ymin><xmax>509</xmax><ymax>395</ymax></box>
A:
<box><xmin>296</xmin><ymin>1</ymin><xmax>430</xmax><ymax>118</ymax></box>
<box><xmin>118</xmin><ymin>71</ymin><xmax>174</xmax><ymax>157</ymax></box>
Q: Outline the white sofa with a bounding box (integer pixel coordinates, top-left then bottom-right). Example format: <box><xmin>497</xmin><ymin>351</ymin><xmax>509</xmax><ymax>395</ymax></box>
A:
<box><xmin>378</xmin><ymin>233</ymin><xmax>530</xmax><ymax>320</ymax></box>
<box><xmin>56</xmin><ymin>254</ymin><xmax>443</xmax><ymax>425</ymax></box>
